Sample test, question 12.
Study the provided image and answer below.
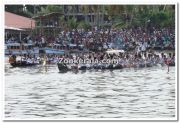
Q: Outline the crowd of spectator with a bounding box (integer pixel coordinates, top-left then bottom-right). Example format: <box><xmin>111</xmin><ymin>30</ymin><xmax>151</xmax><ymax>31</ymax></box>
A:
<box><xmin>5</xmin><ymin>26</ymin><xmax>175</xmax><ymax>52</ymax></box>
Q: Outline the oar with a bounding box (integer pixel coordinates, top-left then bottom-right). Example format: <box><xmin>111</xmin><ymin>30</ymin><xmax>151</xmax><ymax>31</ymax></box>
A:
<box><xmin>43</xmin><ymin>54</ymin><xmax>47</xmax><ymax>66</ymax></box>
<box><xmin>167</xmin><ymin>59</ymin><xmax>170</xmax><ymax>73</ymax></box>
<box><xmin>43</xmin><ymin>59</ymin><xmax>46</xmax><ymax>66</ymax></box>
<box><xmin>168</xmin><ymin>64</ymin><xmax>169</xmax><ymax>73</ymax></box>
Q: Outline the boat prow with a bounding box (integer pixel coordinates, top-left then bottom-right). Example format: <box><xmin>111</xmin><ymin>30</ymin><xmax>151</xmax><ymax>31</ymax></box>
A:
<box><xmin>57</xmin><ymin>63</ymin><xmax>70</xmax><ymax>73</ymax></box>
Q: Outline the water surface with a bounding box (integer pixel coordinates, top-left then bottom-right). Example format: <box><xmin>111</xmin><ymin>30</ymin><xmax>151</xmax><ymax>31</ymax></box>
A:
<box><xmin>5</xmin><ymin>64</ymin><xmax>175</xmax><ymax>119</ymax></box>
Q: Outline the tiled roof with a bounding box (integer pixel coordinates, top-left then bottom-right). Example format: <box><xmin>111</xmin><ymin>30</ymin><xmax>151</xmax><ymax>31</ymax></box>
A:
<box><xmin>5</xmin><ymin>11</ymin><xmax>35</xmax><ymax>29</ymax></box>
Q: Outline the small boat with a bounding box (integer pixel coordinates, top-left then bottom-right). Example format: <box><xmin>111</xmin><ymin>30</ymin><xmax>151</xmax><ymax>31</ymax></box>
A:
<box><xmin>9</xmin><ymin>55</ymin><xmax>39</xmax><ymax>67</ymax></box>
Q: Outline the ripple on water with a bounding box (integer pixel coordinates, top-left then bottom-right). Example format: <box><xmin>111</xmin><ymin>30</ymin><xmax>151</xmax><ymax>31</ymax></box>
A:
<box><xmin>5</xmin><ymin>65</ymin><xmax>175</xmax><ymax>119</ymax></box>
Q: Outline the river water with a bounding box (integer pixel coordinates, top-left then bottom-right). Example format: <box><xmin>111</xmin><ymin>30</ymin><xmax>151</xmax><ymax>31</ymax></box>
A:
<box><xmin>5</xmin><ymin>63</ymin><xmax>175</xmax><ymax>119</ymax></box>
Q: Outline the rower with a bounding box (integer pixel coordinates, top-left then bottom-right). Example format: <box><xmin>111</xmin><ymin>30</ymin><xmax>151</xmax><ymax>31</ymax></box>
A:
<box><xmin>21</xmin><ymin>54</ymin><xmax>27</xmax><ymax>63</ymax></box>
<box><xmin>13</xmin><ymin>55</ymin><xmax>21</xmax><ymax>64</ymax></box>
<box><xmin>9</xmin><ymin>55</ymin><xmax>16</xmax><ymax>63</ymax></box>
<box><xmin>27</xmin><ymin>57</ymin><xmax>33</xmax><ymax>64</ymax></box>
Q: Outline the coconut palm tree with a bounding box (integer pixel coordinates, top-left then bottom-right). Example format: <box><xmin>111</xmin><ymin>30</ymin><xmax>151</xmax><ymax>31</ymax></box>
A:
<box><xmin>80</xmin><ymin>5</ymin><xmax>89</xmax><ymax>22</ymax></box>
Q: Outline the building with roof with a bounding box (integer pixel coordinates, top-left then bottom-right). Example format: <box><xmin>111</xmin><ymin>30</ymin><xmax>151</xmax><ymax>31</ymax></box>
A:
<box><xmin>5</xmin><ymin>11</ymin><xmax>35</xmax><ymax>41</ymax></box>
<box><xmin>32</xmin><ymin>5</ymin><xmax>111</xmax><ymax>37</ymax></box>
<box><xmin>33</xmin><ymin>12</ymin><xmax>63</xmax><ymax>37</ymax></box>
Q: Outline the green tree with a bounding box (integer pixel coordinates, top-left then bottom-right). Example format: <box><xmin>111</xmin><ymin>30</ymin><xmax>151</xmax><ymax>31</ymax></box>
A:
<box><xmin>77</xmin><ymin>21</ymin><xmax>91</xmax><ymax>30</ymax></box>
<box><xmin>37</xmin><ymin>5</ymin><xmax>63</xmax><ymax>16</ymax></box>
<box><xmin>67</xmin><ymin>17</ymin><xmax>78</xmax><ymax>29</ymax></box>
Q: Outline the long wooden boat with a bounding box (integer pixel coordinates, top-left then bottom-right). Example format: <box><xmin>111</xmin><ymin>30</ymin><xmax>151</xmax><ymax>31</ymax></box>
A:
<box><xmin>10</xmin><ymin>61</ymin><xmax>39</xmax><ymax>67</ymax></box>
<box><xmin>57</xmin><ymin>63</ymin><xmax>123</xmax><ymax>72</ymax></box>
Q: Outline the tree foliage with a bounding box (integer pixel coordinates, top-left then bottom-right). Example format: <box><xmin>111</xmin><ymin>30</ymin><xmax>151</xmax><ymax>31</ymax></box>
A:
<box><xmin>5</xmin><ymin>5</ymin><xmax>175</xmax><ymax>28</ymax></box>
<box><xmin>77</xmin><ymin>21</ymin><xmax>91</xmax><ymax>30</ymax></box>
<box><xmin>67</xmin><ymin>17</ymin><xmax>78</xmax><ymax>29</ymax></box>
<box><xmin>37</xmin><ymin>5</ymin><xmax>63</xmax><ymax>15</ymax></box>
<box><xmin>107</xmin><ymin>5</ymin><xmax>175</xmax><ymax>28</ymax></box>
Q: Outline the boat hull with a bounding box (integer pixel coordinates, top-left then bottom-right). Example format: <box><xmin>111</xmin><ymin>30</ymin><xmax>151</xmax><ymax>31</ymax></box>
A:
<box><xmin>57</xmin><ymin>63</ymin><xmax>123</xmax><ymax>72</ymax></box>
<box><xmin>166</xmin><ymin>63</ymin><xmax>175</xmax><ymax>66</ymax></box>
<box><xmin>10</xmin><ymin>62</ymin><xmax>39</xmax><ymax>67</ymax></box>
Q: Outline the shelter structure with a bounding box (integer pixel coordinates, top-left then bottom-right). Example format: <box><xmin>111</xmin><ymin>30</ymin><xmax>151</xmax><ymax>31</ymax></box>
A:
<box><xmin>33</xmin><ymin>12</ymin><xmax>64</xmax><ymax>37</ymax></box>
<box><xmin>5</xmin><ymin>11</ymin><xmax>35</xmax><ymax>42</ymax></box>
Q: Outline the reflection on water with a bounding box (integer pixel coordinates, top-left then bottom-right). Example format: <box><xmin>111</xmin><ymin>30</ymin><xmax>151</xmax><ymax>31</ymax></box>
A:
<box><xmin>5</xmin><ymin>64</ymin><xmax>175</xmax><ymax>119</ymax></box>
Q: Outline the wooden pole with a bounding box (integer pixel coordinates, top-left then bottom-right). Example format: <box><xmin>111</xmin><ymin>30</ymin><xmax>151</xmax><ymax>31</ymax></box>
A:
<box><xmin>19</xmin><ymin>31</ymin><xmax>22</xmax><ymax>42</ymax></box>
